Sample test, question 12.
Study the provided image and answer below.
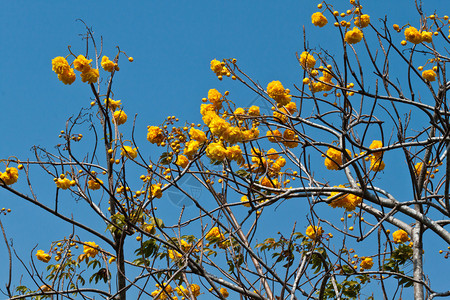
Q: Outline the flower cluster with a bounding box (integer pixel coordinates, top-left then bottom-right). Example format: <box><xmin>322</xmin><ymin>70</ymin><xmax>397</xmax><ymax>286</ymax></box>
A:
<box><xmin>83</xmin><ymin>241</ymin><xmax>99</xmax><ymax>258</ymax></box>
<box><xmin>266</xmin><ymin>81</ymin><xmax>292</xmax><ymax>107</ymax></box>
<box><xmin>88</xmin><ymin>178</ymin><xmax>103</xmax><ymax>190</ymax></box>
<box><xmin>210</xmin><ymin>59</ymin><xmax>230</xmax><ymax>80</ymax></box>
<box><xmin>305</xmin><ymin>225</ymin><xmax>324</xmax><ymax>240</ymax></box>
<box><xmin>345</xmin><ymin>27</ymin><xmax>364</xmax><ymax>44</ymax></box>
<box><xmin>324</xmin><ymin>147</ymin><xmax>351</xmax><ymax>170</ymax></box>
<box><xmin>392</xmin><ymin>229</ymin><xmax>410</xmax><ymax>244</ymax></box>
<box><xmin>121</xmin><ymin>146</ymin><xmax>138</xmax><ymax>159</ymax></box>
<box><xmin>360</xmin><ymin>257</ymin><xmax>374</xmax><ymax>269</ymax></box>
<box><xmin>328</xmin><ymin>185</ymin><xmax>362</xmax><ymax>211</ymax></box>
<box><xmin>151</xmin><ymin>283</ymin><xmax>202</xmax><ymax>300</ymax></box>
<box><xmin>422</xmin><ymin>69</ymin><xmax>437</xmax><ymax>81</ymax></box>
<box><xmin>101</xmin><ymin>56</ymin><xmax>118</xmax><ymax>72</ymax></box>
<box><xmin>368</xmin><ymin>140</ymin><xmax>385</xmax><ymax>172</ymax></box>
<box><xmin>0</xmin><ymin>167</ymin><xmax>19</xmax><ymax>185</ymax></box>
<box><xmin>311</xmin><ymin>12</ymin><xmax>328</xmax><ymax>27</ymax></box>
<box><xmin>36</xmin><ymin>250</ymin><xmax>51</xmax><ymax>263</ymax></box>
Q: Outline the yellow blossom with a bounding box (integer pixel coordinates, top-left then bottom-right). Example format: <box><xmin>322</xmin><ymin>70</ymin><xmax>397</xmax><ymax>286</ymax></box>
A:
<box><xmin>205</xmin><ymin>227</ymin><xmax>225</xmax><ymax>242</ymax></box>
<box><xmin>0</xmin><ymin>167</ymin><xmax>19</xmax><ymax>185</ymax></box>
<box><xmin>324</xmin><ymin>147</ymin><xmax>351</xmax><ymax>170</ymax></box>
<box><xmin>223</xmin><ymin>126</ymin><xmax>243</xmax><ymax>144</ymax></box>
<box><xmin>88</xmin><ymin>178</ymin><xmax>103</xmax><ymax>190</ymax></box>
<box><xmin>113</xmin><ymin>110</ymin><xmax>127</xmax><ymax>125</ymax></box>
<box><xmin>283</xmin><ymin>129</ymin><xmax>299</xmax><ymax>148</ymax></box>
<box><xmin>421</xmin><ymin>31</ymin><xmax>433</xmax><ymax>43</ymax></box>
<box><xmin>83</xmin><ymin>241</ymin><xmax>99</xmax><ymax>258</ymax></box>
<box><xmin>200</xmin><ymin>103</ymin><xmax>216</xmax><ymax>116</ymax></box>
<box><xmin>267</xmin><ymin>129</ymin><xmax>282</xmax><ymax>142</ymax></box>
<box><xmin>404</xmin><ymin>26</ymin><xmax>423</xmax><ymax>44</ymax></box>
<box><xmin>311</xmin><ymin>12</ymin><xmax>328</xmax><ymax>27</ymax></box>
<box><xmin>354</xmin><ymin>14</ymin><xmax>370</xmax><ymax>28</ymax></box>
<box><xmin>392</xmin><ymin>229</ymin><xmax>410</xmax><ymax>244</ymax></box>
<box><xmin>360</xmin><ymin>257</ymin><xmax>374</xmax><ymax>269</ymax></box>
<box><xmin>241</xmin><ymin>195</ymin><xmax>251</xmax><ymax>207</ymax></box>
<box><xmin>248</xmin><ymin>105</ymin><xmax>260</xmax><ymax>116</ymax></box>
<box><xmin>168</xmin><ymin>249</ymin><xmax>183</xmax><ymax>261</ymax></box>
<box><xmin>234</xmin><ymin>107</ymin><xmax>245</xmax><ymax>116</ymax></box>
<box><xmin>422</xmin><ymin>69</ymin><xmax>436</xmax><ymax>81</ymax></box>
<box><xmin>206</xmin><ymin>141</ymin><xmax>227</xmax><ymax>161</ymax></box>
<box><xmin>101</xmin><ymin>56</ymin><xmax>116</xmax><ymax>72</ymax></box>
<box><xmin>260</xmin><ymin>176</ymin><xmax>280</xmax><ymax>189</ymax></box>
<box><xmin>267</xmin><ymin>81</ymin><xmax>291</xmax><ymax>106</ymax></box>
<box><xmin>147</xmin><ymin>126</ymin><xmax>165</xmax><ymax>145</ymax></box>
<box><xmin>209</xmin><ymin>115</ymin><xmax>231</xmax><ymax>137</ymax></box>
<box><xmin>370</xmin><ymin>158</ymin><xmax>385</xmax><ymax>172</ymax></box>
<box><xmin>80</xmin><ymin>68</ymin><xmax>99</xmax><ymax>84</ymax></box>
<box><xmin>184</xmin><ymin>140</ymin><xmax>201</xmax><ymax>159</ymax></box>
<box><xmin>175</xmin><ymin>155</ymin><xmax>189</xmax><ymax>168</ymax></box>
<box><xmin>121</xmin><ymin>146</ymin><xmax>138</xmax><ymax>159</ymax></box>
<box><xmin>345</xmin><ymin>27</ymin><xmax>364</xmax><ymax>44</ymax></box>
<box><xmin>299</xmin><ymin>51</ymin><xmax>316</xmax><ymax>68</ymax></box>
<box><xmin>208</xmin><ymin>89</ymin><xmax>223</xmax><ymax>109</ymax></box>
<box><xmin>36</xmin><ymin>250</ymin><xmax>51</xmax><ymax>263</ymax></box>
<box><xmin>328</xmin><ymin>185</ymin><xmax>362</xmax><ymax>211</ymax></box>
<box><xmin>104</xmin><ymin>98</ymin><xmax>121</xmax><ymax>111</ymax></box>
<box><xmin>52</xmin><ymin>56</ymin><xmax>70</xmax><ymax>74</ymax></box>
<box><xmin>58</xmin><ymin>68</ymin><xmax>76</xmax><ymax>85</ymax></box>
<box><xmin>226</xmin><ymin>145</ymin><xmax>244</xmax><ymax>164</ymax></box>
<box><xmin>190</xmin><ymin>284</ymin><xmax>201</xmax><ymax>297</ymax></box>
<box><xmin>305</xmin><ymin>225</ymin><xmax>323</xmax><ymax>240</ymax></box>
<box><xmin>189</xmin><ymin>127</ymin><xmax>207</xmax><ymax>143</ymax></box>
<box><xmin>73</xmin><ymin>55</ymin><xmax>92</xmax><ymax>73</ymax></box>
<box><xmin>210</xmin><ymin>59</ymin><xmax>226</xmax><ymax>76</ymax></box>
<box><xmin>55</xmin><ymin>177</ymin><xmax>71</xmax><ymax>189</ymax></box>
<box><xmin>151</xmin><ymin>183</ymin><xmax>163</xmax><ymax>198</ymax></box>
<box><xmin>220</xmin><ymin>287</ymin><xmax>229</xmax><ymax>298</ymax></box>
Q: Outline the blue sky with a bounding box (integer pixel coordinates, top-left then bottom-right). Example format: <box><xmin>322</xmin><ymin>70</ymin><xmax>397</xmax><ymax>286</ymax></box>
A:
<box><xmin>1</xmin><ymin>0</ymin><xmax>449</xmax><ymax>298</ymax></box>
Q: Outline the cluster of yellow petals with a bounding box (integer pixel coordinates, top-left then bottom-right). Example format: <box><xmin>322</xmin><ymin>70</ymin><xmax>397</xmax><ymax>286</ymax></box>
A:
<box><xmin>266</xmin><ymin>81</ymin><xmax>292</xmax><ymax>107</ymax></box>
<box><xmin>101</xmin><ymin>56</ymin><xmax>117</xmax><ymax>72</ymax></box>
<box><xmin>422</xmin><ymin>69</ymin><xmax>436</xmax><ymax>81</ymax></box>
<box><xmin>121</xmin><ymin>146</ymin><xmax>138</xmax><ymax>159</ymax></box>
<box><xmin>36</xmin><ymin>250</ymin><xmax>51</xmax><ymax>263</ymax></box>
<box><xmin>54</xmin><ymin>176</ymin><xmax>73</xmax><ymax>190</ymax></box>
<box><xmin>324</xmin><ymin>147</ymin><xmax>351</xmax><ymax>170</ymax></box>
<box><xmin>175</xmin><ymin>155</ymin><xmax>189</xmax><ymax>168</ymax></box>
<box><xmin>345</xmin><ymin>27</ymin><xmax>364</xmax><ymax>44</ymax></box>
<box><xmin>104</xmin><ymin>98</ymin><xmax>122</xmax><ymax>111</ymax></box>
<box><xmin>83</xmin><ymin>241</ymin><xmax>99</xmax><ymax>258</ymax></box>
<box><xmin>52</xmin><ymin>56</ymin><xmax>76</xmax><ymax>85</ymax></box>
<box><xmin>205</xmin><ymin>227</ymin><xmax>225</xmax><ymax>243</ymax></box>
<box><xmin>113</xmin><ymin>110</ymin><xmax>127</xmax><ymax>125</ymax></box>
<box><xmin>354</xmin><ymin>14</ymin><xmax>370</xmax><ymax>28</ymax></box>
<box><xmin>328</xmin><ymin>185</ymin><xmax>362</xmax><ymax>211</ymax></box>
<box><xmin>360</xmin><ymin>257</ymin><xmax>374</xmax><ymax>269</ymax></box>
<box><xmin>267</xmin><ymin>129</ymin><xmax>282</xmax><ymax>142</ymax></box>
<box><xmin>305</xmin><ymin>225</ymin><xmax>324</xmax><ymax>240</ymax></box>
<box><xmin>208</xmin><ymin>89</ymin><xmax>223</xmax><ymax>109</ymax></box>
<box><xmin>300</xmin><ymin>51</ymin><xmax>316</xmax><ymax>69</ymax></box>
<box><xmin>260</xmin><ymin>176</ymin><xmax>280</xmax><ymax>189</ymax></box>
<box><xmin>151</xmin><ymin>183</ymin><xmax>163</xmax><ymax>199</ymax></box>
<box><xmin>0</xmin><ymin>167</ymin><xmax>19</xmax><ymax>185</ymax></box>
<box><xmin>184</xmin><ymin>140</ymin><xmax>201</xmax><ymax>159</ymax></box>
<box><xmin>392</xmin><ymin>229</ymin><xmax>410</xmax><ymax>244</ymax></box>
<box><xmin>404</xmin><ymin>26</ymin><xmax>423</xmax><ymax>44</ymax></box>
<box><xmin>147</xmin><ymin>126</ymin><xmax>165</xmax><ymax>145</ymax></box>
<box><xmin>88</xmin><ymin>178</ymin><xmax>103</xmax><ymax>190</ymax></box>
<box><xmin>311</xmin><ymin>12</ymin><xmax>328</xmax><ymax>27</ymax></box>
<box><xmin>368</xmin><ymin>140</ymin><xmax>385</xmax><ymax>172</ymax></box>
<box><xmin>189</xmin><ymin>127</ymin><xmax>207</xmax><ymax>143</ymax></box>
<box><xmin>282</xmin><ymin>129</ymin><xmax>299</xmax><ymax>148</ymax></box>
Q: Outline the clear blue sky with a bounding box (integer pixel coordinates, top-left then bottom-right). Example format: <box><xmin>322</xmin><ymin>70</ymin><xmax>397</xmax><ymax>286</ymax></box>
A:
<box><xmin>1</xmin><ymin>0</ymin><xmax>449</xmax><ymax>298</ymax></box>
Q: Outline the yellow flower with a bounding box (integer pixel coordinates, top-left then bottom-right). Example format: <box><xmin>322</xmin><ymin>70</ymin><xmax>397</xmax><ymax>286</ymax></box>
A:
<box><xmin>311</xmin><ymin>12</ymin><xmax>328</xmax><ymax>27</ymax></box>
<box><xmin>242</xmin><ymin>127</ymin><xmax>259</xmax><ymax>140</ymax></box>
<box><xmin>248</xmin><ymin>105</ymin><xmax>260</xmax><ymax>116</ymax></box>
<box><xmin>267</xmin><ymin>129</ymin><xmax>282</xmax><ymax>142</ymax></box>
<box><xmin>354</xmin><ymin>14</ymin><xmax>370</xmax><ymax>28</ymax></box>
<box><xmin>52</xmin><ymin>56</ymin><xmax>70</xmax><ymax>74</ymax></box>
<box><xmin>206</xmin><ymin>142</ymin><xmax>227</xmax><ymax>161</ymax></box>
<box><xmin>205</xmin><ymin>227</ymin><xmax>225</xmax><ymax>242</ymax></box>
<box><xmin>210</xmin><ymin>59</ymin><xmax>225</xmax><ymax>75</ymax></box>
<box><xmin>220</xmin><ymin>287</ymin><xmax>229</xmax><ymax>298</ymax></box>
<box><xmin>190</xmin><ymin>284</ymin><xmax>201</xmax><ymax>297</ymax></box>
<box><xmin>175</xmin><ymin>155</ymin><xmax>189</xmax><ymax>168</ymax></box>
<box><xmin>73</xmin><ymin>55</ymin><xmax>92</xmax><ymax>73</ymax></box>
<box><xmin>345</xmin><ymin>27</ymin><xmax>364</xmax><ymax>44</ymax></box>
<box><xmin>55</xmin><ymin>177</ymin><xmax>71</xmax><ymax>189</ymax></box>
<box><xmin>168</xmin><ymin>249</ymin><xmax>183</xmax><ymax>261</ymax></box>
<box><xmin>392</xmin><ymin>229</ymin><xmax>410</xmax><ymax>244</ymax></box>
<box><xmin>104</xmin><ymin>98</ymin><xmax>121</xmax><ymax>111</ymax></box>
<box><xmin>88</xmin><ymin>178</ymin><xmax>103</xmax><ymax>190</ymax></box>
<box><xmin>36</xmin><ymin>250</ymin><xmax>51</xmax><ymax>263</ymax></box>
<box><xmin>369</xmin><ymin>140</ymin><xmax>383</xmax><ymax>158</ymax></box>
<box><xmin>209</xmin><ymin>115</ymin><xmax>231</xmax><ymax>137</ymax></box>
<box><xmin>360</xmin><ymin>257</ymin><xmax>374</xmax><ymax>269</ymax></box>
<box><xmin>80</xmin><ymin>68</ymin><xmax>99</xmax><ymax>84</ymax></box>
<box><xmin>226</xmin><ymin>145</ymin><xmax>244</xmax><ymax>165</ymax></box>
<box><xmin>300</xmin><ymin>51</ymin><xmax>316</xmax><ymax>68</ymax></box>
<box><xmin>285</xmin><ymin>102</ymin><xmax>297</xmax><ymax>114</ymax></box>
<box><xmin>283</xmin><ymin>129</ymin><xmax>299</xmax><ymax>148</ymax></box>
<box><xmin>260</xmin><ymin>176</ymin><xmax>280</xmax><ymax>189</ymax></box>
<box><xmin>113</xmin><ymin>110</ymin><xmax>127</xmax><ymax>125</ymax></box>
<box><xmin>83</xmin><ymin>241</ymin><xmax>99</xmax><ymax>258</ymax></box>
<box><xmin>58</xmin><ymin>68</ymin><xmax>76</xmax><ymax>85</ymax></box>
<box><xmin>208</xmin><ymin>88</ymin><xmax>223</xmax><ymax>108</ymax></box>
<box><xmin>223</xmin><ymin>126</ymin><xmax>243</xmax><ymax>144</ymax></box>
<box><xmin>121</xmin><ymin>146</ymin><xmax>138</xmax><ymax>159</ymax></box>
<box><xmin>101</xmin><ymin>56</ymin><xmax>116</xmax><ymax>72</ymax></box>
<box><xmin>200</xmin><ymin>103</ymin><xmax>216</xmax><ymax>116</ymax></box>
<box><xmin>151</xmin><ymin>183</ymin><xmax>163</xmax><ymax>198</ymax></box>
<box><xmin>421</xmin><ymin>31</ymin><xmax>433</xmax><ymax>43</ymax></box>
<box><xmin>109</xmin><ymin>257</ymin><xmax>116</xmax><ymax>264</ymax></box>
<box><xmin>234</xmin><ymin>107</ymin><xmax>245</xmax><ymax>117</ymax></box>
<box><xmin>184</xmin><ymin>140</ymin><xmax>201</xmax><ymax>159</ymax></box>
<box><xmin>370</xmin><ymin>158</ymin><xmax>385</xmax><ymax>172</ymax></box>
<box><xmin>328</xmin><ymin>185</ymin><xmax>362</xmax><ymax>211</ymax></box>
<box><xmin>241</xmin><ymin>195</ymin><xmax>251</xmax><ymax>207</ymax></box>
<box><xmin>189</xmin><ymin>127</ymin><xmax>207</xmax><ymax>143</ymax></box>
<box><xmin>404</xmin><ymin>26</ymin><xmax>423</xmax><ymax>44</ymax></box>
<box><xmin>324</xmin><ymin>147</ymin><xmax>351</xmax><ymax>170</ymax></box>
<box><xmin>267</xmin><ymin>81</ymin><xmax>291</xmax><ymax>106</ymax></box>
<box><xmin>422</xmin><ymin>69</ymin><xmax>436</xmax><ymax>81</ymax></box>
<box><xmin>305</xmin><ymin>225</ymin><xmax>323</xmax><ymax>240</ymax></box>
<box><xmin>147</xmin><ymin>126</ymin><xmax>165</xmax><ymax>145</ymax></box>
<box><xmin>0</xmin><ymin>167</ymin><xmax>19</xmax><ymax>185</ymax></box>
